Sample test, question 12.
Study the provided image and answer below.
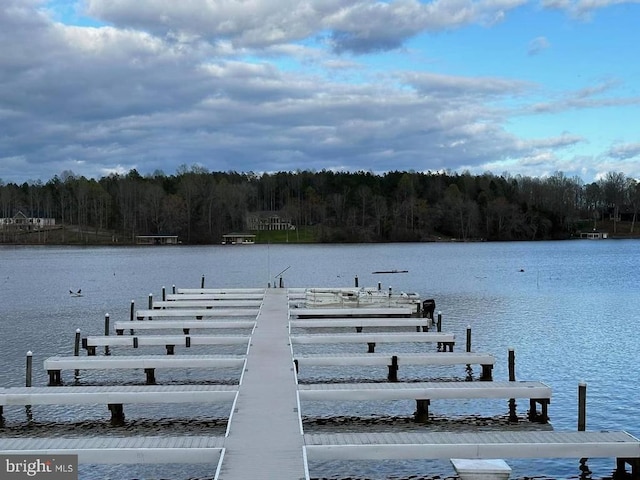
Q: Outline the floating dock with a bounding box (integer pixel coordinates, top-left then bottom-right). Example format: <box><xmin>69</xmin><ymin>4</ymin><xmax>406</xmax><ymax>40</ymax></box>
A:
<box><xmin>1</xmin><ymin>287</ymin><xmax>638</xmax><ymax>479</ymax></box>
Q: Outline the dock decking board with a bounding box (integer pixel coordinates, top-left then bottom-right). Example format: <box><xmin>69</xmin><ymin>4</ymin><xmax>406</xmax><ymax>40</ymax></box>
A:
<box><xmin>290</xmin><ymin>332</ymin><xmax>455</xmax><ymax>344</ymax></box>
<box><xmin>291</xmin><ymin>307</ymin><xmax>414</xmax><ymax>318</ymax></box>
<box><xmin>176</xmin><ymin>288</ymin><xmax>265</xmax><ymax>295</ymax></box>
<box><xmin>0</xmin><ymin>385</ymin><xmax>238</xmax><ymax>423</ymax></box>
<box><xmin>289</xmin><ymin>317</ymin><xmax>431</xmax><ymax>329</ymax></box>
<box><xmin>43</xmin><ymin>354</ymin><xmax>246</xmax><ymax>385</ymax></box>
<box><xmin>84</xmin><ymin>334</ymin><xmax>250</xmax><ymax>347</ymax></box>
<box><xmin>135</xmin><ymin>308</ymin><xmax>259</xmax><ymax>319</ymax></box>
<box><xmin>114</xmin><ymin>319</ymin><xmax>256</xmax><ymax>334</ymax></box>
<box><xmin>294</xmin><ymin>352</ymin><xmax>495</xmax><ymax>367</ymax></box>
<box><xmin>0</xmin><ymin>436</ymin><xmax>225</xmax><ymax>464</ymax></box>
<box><xmin>297</xmin><ymin>380</ymin><xmax>551</xmax><ymax>401</ymax></box>
<box><xmin>0</xmin><ymin>384</ymin><xmax>238</xmax><ymax>406</ymax></box>
<box><xmin>152</xmin><ymin>300</ymin><xmax>263</xmax><ymax>309</ymax></box>
<box><xmin>166</xmin><ymin>293</ymin><xmax>264</xmax><ymax>301</ymax></box>
<box><xmin>304</xmin><ymin>430</ymin><xmax>640</xmax><ymax>461</ymax></box>
<box><xmin>220</xmin><ymin>288</ymin><xmax>307</xmax><ymax>479</ymax></box>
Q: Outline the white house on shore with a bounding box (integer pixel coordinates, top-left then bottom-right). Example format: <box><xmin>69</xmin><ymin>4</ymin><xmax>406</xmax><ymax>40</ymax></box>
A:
<box><xmin>0</xmin><ymin>211</ymin><xmax>56</xmax><ymax>230</ymax></box>
<box><xmin>245</xmin><ymin>213</ymin><xmax>295</xmax><ymax>231</ymax></box>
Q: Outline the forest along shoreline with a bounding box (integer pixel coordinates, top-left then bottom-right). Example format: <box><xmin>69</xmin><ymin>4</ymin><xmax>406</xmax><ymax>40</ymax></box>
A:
<box><xmin>1</xmin><ymin>169</ymin><xmax>639</xmax><ymax>244</ymax></box>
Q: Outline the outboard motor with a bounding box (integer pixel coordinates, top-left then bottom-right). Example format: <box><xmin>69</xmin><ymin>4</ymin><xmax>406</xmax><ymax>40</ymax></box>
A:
<box><xmin>422</xmin><ymin>299</ymin><xmax>436</xmax><ymax>319</ymax></box>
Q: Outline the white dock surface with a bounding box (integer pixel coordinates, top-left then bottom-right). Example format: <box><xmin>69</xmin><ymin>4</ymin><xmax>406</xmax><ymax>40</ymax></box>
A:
<box><xmin>219</xmin><ymin>288</ymin><xmax>306</xmax><ymax>480</ymax></box>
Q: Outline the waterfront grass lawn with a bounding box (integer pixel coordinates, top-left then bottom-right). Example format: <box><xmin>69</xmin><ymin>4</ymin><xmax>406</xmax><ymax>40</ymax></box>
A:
<box><xmin>255</xmin><ymin>227</ymin><xmax>316</xmax><ymax>243</ymax></box>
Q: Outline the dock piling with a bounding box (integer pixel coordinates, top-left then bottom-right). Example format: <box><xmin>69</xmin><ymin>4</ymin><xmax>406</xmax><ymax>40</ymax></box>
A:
<box><xmin>129</xmin><ymin>300</ymin><xmax>135</xmax><ymax>335</ymax></box>
<box><xmin>201</xmin><ymin>275</ymin><xmax>205</xmax><ymax>288</ymax></box>
<box><xmin>388</xmin><ymin>355</ymin><xmax>399</xmax><ymax>382</ymax></box>
<box><xmin>578</xmin><ymin>381</ymin><xmax>587</xmax><ymax>431</ymax></box>
<box><xmin>415</xmin><ymin>399</ymin><xmax>430</xmax><ymax>422</ymax></box>
<box><xmin>25</xmin><ymin>351</ymin><xmax>32</xmax><ymax>387</ymax></box>
<box><xmin>74</xmin><ymin>329</ymin><xmax>81</xmax><ymax>377</ymax></box>
<box><xmin>104</xmin><ymin>314</ymin><xmax>110</xmax><ymax>356</ymax></box>
<box><xmin>508</xmin><ymin>347</ymin><xmax>517</xmax><ymax>422</ymax></box>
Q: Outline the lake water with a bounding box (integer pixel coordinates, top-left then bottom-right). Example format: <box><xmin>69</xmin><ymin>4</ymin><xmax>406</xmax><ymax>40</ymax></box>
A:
<box><xmin>0</xmin><ymin>241</ymin><xmax>638</xmax><ymax>480</ymax></box>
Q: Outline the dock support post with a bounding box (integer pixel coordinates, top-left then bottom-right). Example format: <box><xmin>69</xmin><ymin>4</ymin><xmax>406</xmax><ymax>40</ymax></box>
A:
<box><xmin>578</xmin><ymin>381</ymin><xmax>587</xmax><ymax>431</ymax></box>
<box><xmin>436</xmin><ymin>311</ymin><xmax>443</xmax><ymax>351</ymax></box>
<box><xmin>294</xmin><ymin>359</ymin><xmax>299</xmax><ymax>374</ymax></box>
<box><xmin>414</xmin><ymin>399</ymin><xmax>430</xmax><ymax>423</ymax></box>
<box><xmin>162</xmin><ymin>286</ymin><xmax>166</xmax><ymax>302</ymax></box>
<box><xmin>25</xmin><ymin>351</ymin><xmax>32</xmax><ymax>387</ymax></box>
<box><xmin>387</xmin><ymin>355</ymin><xmax>398</xmax><ymax>382</ymax></box>
<box><xmin>201</xmin><ymin>275</ymin><xmax>205</xmax><ymax>288</ymax></box>
<box><xmin>613</xmin><ymin>458</ymin><xmax>640</xmax><ymax>479</ymax></box>
<box><xmin>480</xmin><ymin>364</ymin><xmax>493</xmax><ymax>381</ymax></box>
<box><xmin>465</xmin><ymin>325</ymin><xmax>473</xmax><ymax>380</ymax></box>
<box><xmin>172</xmin><ymin>284</ymin><xmax>176</xmax><ymax>294</ymax></box>
<box><xmin>508</xmin><ymin>348</ymin><xmax>516</xmax><ymax>381</ymax></box>
<box><xmin>129</xmin><ymin>300</ymin><xmax>135</xmax><ymax>335</ymax></box>
<box><xmin>508</xmin><ymin>347</ymin><xmax>518</xmax><ymax>422</ymax></box>
<box><xmin>354</xmin><ymin>276</ymin><xmax>358</xmax><ymax>287</ymax></box>
<box><xmin>104</xmin><ymin>314</ymin><xmax>110</xmax><ymax>356</ymax></box>
<box><xmin>48</xmin><ymin>370</ymin><xmax>62</xmax><ymax>386</ymax></box>
<box><xmin>148</xmin><ymin>294</ymin><xmax>153</xmax><ymax>320</ymax></box>
<box><xmin>367</xmin><ymin>342</ymin><xmax>376</xmax><ymax>353</ymax></box>
<box><xmin>144</xmin><ymin>368</ymin><xmax>156</xmax><ymax>385</ymax></box>
<box><xmin>74</xmin><ymin>329</ymin><xmax>81</xmax><ymax>377</ymax></box>
<box><xmin>25</xmin><ymin>351</ymin><xmax>33</xmax><ymax>417</ymax></box>
<box><xmin>166</xmin><ymin>344</ymin><xmax>175</xmax><ymax>355</ymax></box>
<box><xmin>108</xmin><ymin>404</ymin><xmax>125</xmax><ymax>425</ymax></box>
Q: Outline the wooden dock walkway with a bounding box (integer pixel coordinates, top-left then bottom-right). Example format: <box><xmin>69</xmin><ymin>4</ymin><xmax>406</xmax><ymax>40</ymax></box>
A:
<box><xmin>0</xmin><ymin>436</ymin><xmax>226</xmax><ymax>465</ymax></box>
<box><xmin>135</xmin><ymin>308</ymin><xmax>259</xmax><ymax>320</ymax></box>
<box><xmin>289</xmin><ymin>317</ymin><xmax>432</xmax><ymax>330</ymax></box>
<box><xmin>291</xmin><ymin>307</ymin><xmax>414</xmax><ymax>318</ymax></box>
<box><xmin>294</xmin><ymin>352</ymin><xmax>495</xmax><ymax>380</ymax></box>
<box><xmin>152</xmin><ymin>300</ymin><xmax>263</xmax><ymax>309</ymax></box>
<box><xmin>44</xmin><ymin>354</ymin><xmax>246</xmax><ymax>385</ymax></box>
<box><xmin>219</xmin><ymin>288</ymin><xmax>307</xmax><ymax>479</ymax></box>
<box><xmin>83</xmin><ymin>334</ymin><xmax>250</xmax><ymax>355</ymax></box>
<box><xmin>0</xmin><ymin>384</ymin><xmax>237</xmax><ymax>423</ymax></box>
<box><xmin>114</xmin><ymin>319</ymin><xmax>256</xmax><ymax>334</ymax></box>
<box><xmin>304</xmin><ymin>430</ymin><xmax>640</xmax><ymax>473</ymax></box>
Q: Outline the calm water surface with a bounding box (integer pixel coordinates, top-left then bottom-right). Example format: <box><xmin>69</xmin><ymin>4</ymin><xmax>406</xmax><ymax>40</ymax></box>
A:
<box><xmin>0</xmin><ymin>241</ymin><xmax>638</xmax><ymax>480</ymax></box>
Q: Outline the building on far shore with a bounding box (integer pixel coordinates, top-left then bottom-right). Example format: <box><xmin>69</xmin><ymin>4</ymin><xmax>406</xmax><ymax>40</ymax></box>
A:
<box><xmin>135</xmin><ymin>235</ymin><xmax>179</xmax><ymax>245</ymax></box>
<box><xmin>0</xmin><ymin>211</ymin><xmax>56</xmax><ymax>230</ymax></box>
<box><xmin>222</xmin><ymin>233</ymin><xmax>256</xmax><ymax>245</ymax></box>
<box><xmin>578</xmin><ymin>229</ymin><xmax>608</xmax><ymax>239</ymax></box>
<box><xmin>245</xmin><ymin>213</ymin><xmax>295</xmax><ymax>231</ymax></box>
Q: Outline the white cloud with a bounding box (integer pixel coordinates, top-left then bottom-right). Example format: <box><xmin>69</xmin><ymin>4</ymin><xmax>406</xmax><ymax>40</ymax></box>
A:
<box><xmin>527</xmin><ymin>36</ymin><xmax>551</xmax><ymax>55</ymax></box>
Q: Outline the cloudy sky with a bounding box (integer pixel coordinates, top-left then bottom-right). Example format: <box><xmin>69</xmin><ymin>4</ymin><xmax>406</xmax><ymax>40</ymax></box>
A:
<box><xmin>1</xmin><ymin>0</ymin><xmax>639</xmax><ymax>185</ymax></box>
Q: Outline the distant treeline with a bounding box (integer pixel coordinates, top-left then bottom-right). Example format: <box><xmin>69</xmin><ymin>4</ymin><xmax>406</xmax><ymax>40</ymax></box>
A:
<box><xmin>1</xmin><ymin>166</ymin><xmax>638</xmax><ymax>243</ymax></box>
